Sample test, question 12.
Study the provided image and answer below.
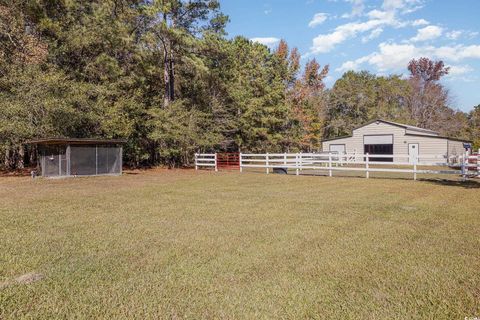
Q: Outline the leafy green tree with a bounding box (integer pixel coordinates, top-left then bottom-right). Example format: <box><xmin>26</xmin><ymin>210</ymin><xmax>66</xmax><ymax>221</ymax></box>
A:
<box><xmin>289</xmin><ymin>59</ymin><xmax>329</xmax><ymax>151</ymax></box>
<box><xmin>469</xmin><ymin>105</ymin><xmax>480</xmax><ymax>150</ymax></box>
<box><xmin>142</xmin><ymin>0</ymin><xmax>227</xmax><ymax>107</ymax></box>
<box><xmin>325</xmin><ymin>71</ymin><xmax>377</xmax><ymax>137</ymax></box>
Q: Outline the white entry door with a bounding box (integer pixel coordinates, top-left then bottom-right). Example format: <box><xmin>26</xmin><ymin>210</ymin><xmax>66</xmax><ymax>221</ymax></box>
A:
<box><xmin>408</xmin><ymin>143</ymin><xmax>419</xmax><ymax>163</ymax></box>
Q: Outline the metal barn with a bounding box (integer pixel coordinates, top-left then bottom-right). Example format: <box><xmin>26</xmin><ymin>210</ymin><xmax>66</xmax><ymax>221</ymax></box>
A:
<box><xmin>29</xmin><ymin>138</ymin><xmax>124</xmax><ymax>178</ymax></box>
<box><xmin>321</xmin><ymin>119</ymin><xmax>471</xmax><ymax>164</ymax></box>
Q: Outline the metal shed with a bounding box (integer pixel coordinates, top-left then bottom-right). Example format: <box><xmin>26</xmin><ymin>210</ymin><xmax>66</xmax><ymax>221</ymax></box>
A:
<box><xmin>28</xmin><ymin>138</ymin><xmax>125</xmax><ymax>177</ymax></box>
<box><xmin>321</xmin><ymin>119</ymin><xmax>471</xmax><ymax>164</ymax></box>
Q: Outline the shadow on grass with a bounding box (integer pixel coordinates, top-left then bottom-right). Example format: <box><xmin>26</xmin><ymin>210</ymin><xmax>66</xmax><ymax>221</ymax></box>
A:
<box><xmin>266</xmin><ymin>170</ymin><xmax>480</xmax><ymax>189</ymax></box>
<box><xmin>418</xmin><ymin>178</ymin><xmax>480</xmax><ymax>189</ymax></box>
<box><xmin>123</xmin><ymin>171</ymin><xmax>141</xmax><ymax>175</ymax></box>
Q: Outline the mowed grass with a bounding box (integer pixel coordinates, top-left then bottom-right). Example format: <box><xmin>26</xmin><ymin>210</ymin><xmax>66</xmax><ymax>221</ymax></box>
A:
<box><xmin>1</xmin><ymin>170</ymin><xmax>479</xmax><ymax>319</ymax></box>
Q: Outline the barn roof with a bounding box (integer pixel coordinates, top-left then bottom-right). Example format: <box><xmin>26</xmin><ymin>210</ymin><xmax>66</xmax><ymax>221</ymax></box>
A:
<box><xmin>352</xmin><ymin>119</ymin><xmax>439</xmax><ymax>135</ymax></box>
<box><xmin>27</xmin><ymin>138</ymin><xmax>126</xmax><ymax>145</ymax></box>
<box><xmin>322</xmin><ymin>119</ymin><xmax>471</xmax><ymax>143</ymax></box>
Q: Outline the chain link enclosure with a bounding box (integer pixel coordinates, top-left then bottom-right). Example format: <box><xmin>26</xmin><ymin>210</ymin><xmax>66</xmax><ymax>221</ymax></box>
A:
<box><xmin>32</xmin><ymin>139</ymin><xmax>124</xmax><ymax>177</ymax></box>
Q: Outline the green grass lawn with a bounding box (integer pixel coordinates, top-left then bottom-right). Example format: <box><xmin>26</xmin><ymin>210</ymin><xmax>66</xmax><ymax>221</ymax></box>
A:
<box><xmin>1</xmin><ymin>170</ymin><xmax>479</xmax><ymax>319</ymax></box>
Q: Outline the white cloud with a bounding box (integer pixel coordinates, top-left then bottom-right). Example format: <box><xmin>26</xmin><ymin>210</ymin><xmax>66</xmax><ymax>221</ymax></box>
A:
<box><xmin>309</xmin><ymin>0</ymin><xmax>427</xmax><ymax>54</ymax></box>
<box><xmin>338</xmin><ymin>42</ymin><xmax>480</xmax><ymax>74</ymax></box>
<box><xmin>410</xmin><ymin>25</ymin><xmax>443</xmax><ymax>42</ymax></box>
<box><xmin>412</xmin><ymin>19</ymin><xmax>428</xmax><ymax>26</ymax></box>
<box><xmin>446</xmin><ymin>30</ymin><xmax>462</xmax><ymax>40</ymax></box>
<box><xmin>308</xmin><ymin>13</ymin><xmax>328</xmax><ymax>28</ymax></box>
<box><xmin>448</xmin><ymin>65</ymin><xmax>473</xmax><ymax>76</ymax></box>
<box><xmin>469</xmin><ymin>31</ymin><xmax>479</xmax><ymax>38</ymax></box>
<box><xmin>362</xmin><ymin>28</ymin><xmax>383</xmax><ymax>43</ymax></box>
<box><xmin>446</xmin><ymin>30</ymin><xmax>479</xmax><ymax>40</ymax></box>
<box><xmin>310</xmin><ymin>10</ymin><xmax>400</xmax><ymax>54</ymax></box>
<box><xmin>250</xmin><ymin>37</ymin><xmax>280</xmax><ymax>47</ymax></box>
<box><xmin>382</xmin><ymin>0</ymin><xmax>424</xmax><ymax>13</ymax></box>
<box><xmin>336</xmin><ymin>60</ymin><xmax>361</xmax><ymax>72</ymax></box>
<box><xmin>382</xmin><ymin>0</ymin><xmax>406</xmax><ymax>11</ymax></box>
<box><xmin>367</xmin><ymin>43</ymin><xmax>417</xmax><ymax>70</ymax></box>
<box><xmin>366</xmin><ymin>9</ymin><xmax>391</xmax><ymax>20</ymax></box>
<box><xmin>324</xmin><ymin>75</ymin><xmax>335</xmax><ymax>86</ymax></box>
<box><xmin>342</xmin><ymin>0</ymin><xmax>365</xmax><ymax>18</ymax></box>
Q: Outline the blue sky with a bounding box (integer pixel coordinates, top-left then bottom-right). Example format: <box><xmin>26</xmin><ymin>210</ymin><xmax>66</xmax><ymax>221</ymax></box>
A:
<box><xmin>221</xmin><ymin>0</ymin><xmax>480</xmax><ymax>112</ymax></box>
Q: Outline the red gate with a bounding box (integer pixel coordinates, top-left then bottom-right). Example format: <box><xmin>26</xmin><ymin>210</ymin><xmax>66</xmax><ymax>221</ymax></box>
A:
<box><xmin>217</xmin><ymin>153</ymin><xmax>240</xmax><ymax>170</ymax></box>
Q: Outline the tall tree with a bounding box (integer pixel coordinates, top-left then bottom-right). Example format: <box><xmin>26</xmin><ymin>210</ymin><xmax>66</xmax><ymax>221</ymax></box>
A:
<box><xmin>407</xmin><ymin>57</ymin><xmax>450</xmax><ymax>82</ymax></box>
<box><xmin>325</xmin><ymin>71</ymin><xmax>377</xmax><ymax>137</ymax></box>
<box><xmin>143</xmin><ymin>0</ymin><xmax>227</xmax><ymax>107</ymax></box>
<box><xmin>289</xmin><ymin>59</ymin><xmax>329</xmax><ymax>151</ymax></box>
<box><xmin>469</xmin><ymin>105</ymin><xmax>480</xmax><ymax>150</ymax></box>
<box><xmin>406</xmin><ymin>57</ymin><xmax>451</xmax><ymax>131</ymax></box>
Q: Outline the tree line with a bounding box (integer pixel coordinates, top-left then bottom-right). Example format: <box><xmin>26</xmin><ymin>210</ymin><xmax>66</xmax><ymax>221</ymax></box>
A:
<box><xmin>1</xmin><ymin>0</ymin><xmax>479</xmax><ymax>170</ymax></box>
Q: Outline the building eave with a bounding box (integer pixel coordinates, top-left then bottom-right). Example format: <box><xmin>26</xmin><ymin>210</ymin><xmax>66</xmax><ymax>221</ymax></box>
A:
<box><xmin>404</xmin><ymin>133</ymin><xmax>472</xmax><ymax>143</ymax></box>
<box><xmin>26</xmin><ymin>138</ymin><xmax>127</xmax><ymax>145</ymax></box>
<box><xmin>321</xmin><ymin>135</ymin><xmax>353</xmax><ymax>142</ymax></box>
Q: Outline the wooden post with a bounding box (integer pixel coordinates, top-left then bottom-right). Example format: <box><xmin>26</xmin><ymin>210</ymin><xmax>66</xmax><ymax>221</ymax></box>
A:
<box><xmin>328</xmin><ymin>153</ymin><xmax>332</xmax><ymax>177</ymax></box>
<box><xmin>366</xmin><ymin>153</ymin><xmax>369</xmax><ymax>179</ymax></box>
<box><xmin>265</xmin><ymin>152</ymin><xmax>270</xmax><ymax>174</ymax></box>
<box><xmin>214</xmin><ymin>153</ymin><xmax>218</xmax><ymax>172</ymax></box>
<box><xmin>195</xmin><ymin>153</ymin><xmax>198</xmax><ymax>170</ymax></box>
<box><xmin>239</xmin><ymin>153</ymin><xmax>243</xmax><ymax>173</ymax></box>
<box><xmin>283</xmin><ymin>153</ymin><xmax>287</xmax><ymax>166</ymax></box>
<box><xmin>296</xmin><ymin>153</ymin><xmax>299</xmax><ymax>176</ymax></box>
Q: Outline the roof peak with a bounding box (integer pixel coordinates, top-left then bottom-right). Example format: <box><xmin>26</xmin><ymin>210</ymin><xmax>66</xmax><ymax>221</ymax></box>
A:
<box><xmin>362</xmin><ymin>119</ymin><xmax>439</xmax><ymax>134</ymax></box>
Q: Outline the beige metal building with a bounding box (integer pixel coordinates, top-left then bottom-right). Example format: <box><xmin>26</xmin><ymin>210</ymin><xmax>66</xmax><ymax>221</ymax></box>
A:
<box><xmin>321</xmin><ymin>119</ymin><xmax>471</xmax><ymax>163</ymax></box>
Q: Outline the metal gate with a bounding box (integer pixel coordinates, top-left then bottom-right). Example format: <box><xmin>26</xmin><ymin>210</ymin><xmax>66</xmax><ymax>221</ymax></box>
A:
<box><xmin>217</xmin><ymin>153</ymin><xmax>240</xmax><ymax>170</ymax></box>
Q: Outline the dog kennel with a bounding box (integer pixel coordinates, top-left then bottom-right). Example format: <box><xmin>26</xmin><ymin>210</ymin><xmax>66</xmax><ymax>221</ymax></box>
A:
<box><xmin>29</xmin><ymin>138</ymin><xmax>124</xmax><ymax>177</ymax></box>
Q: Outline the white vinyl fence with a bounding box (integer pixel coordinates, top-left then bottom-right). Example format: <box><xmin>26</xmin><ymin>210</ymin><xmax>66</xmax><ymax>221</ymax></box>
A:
<box><xmin>194</xmin><ymin>153</ymin><xmax>217</xmax><ymax>171</ymax></box>
<box><xmin>195</xmin><ymin>152</ymin><xmax>480</xmax><ymax>180</ymax></box>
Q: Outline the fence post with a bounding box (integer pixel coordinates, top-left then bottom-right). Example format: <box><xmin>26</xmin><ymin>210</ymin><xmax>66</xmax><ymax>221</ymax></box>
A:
<box><xmin>214</xmin><ymin>153</ymin><xmax>218</xmax><ymax>172</ymax></box>
<box><xmin>266</xmin><ymin>152</ymin><xmax>269</xmax><ymax>174</ymax></box>
<box><xmin>294</xmin><ymin>153</ymin><xmax>298</xmax><ymax>176</ymax></box>
<box><xmin>366</xmin><ymin>153</ymin><xmax>369</xmax><ymax>179</ymax></box>
<box><xmin>477</xmin><ymin>153</ymin><xmax>480</xmax><ymax>177</ymax></box>
<box><xmin>239</xmin><ymin>153</ymin><xmax>243</xmax><ymax>173</ymax></box>
<box><xmin>195</xmin><ymin>153</ymin><xmax>198</xmax><ymax>170</ymax></box>
<box><xmin>328</xmin><ymin>153</ymin><xmax>332</xmax><ymax>177</ymax></box>
<box><xmin>283</xmin><ymin>153</ymin><xmax>287</xmax><ymax>166</ymax></box>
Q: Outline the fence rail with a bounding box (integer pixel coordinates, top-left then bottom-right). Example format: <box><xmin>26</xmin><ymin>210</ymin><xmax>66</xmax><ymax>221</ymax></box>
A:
<box><xmin>195</xmin><ymin>152</ymin><xmax>480</xmax><ymax>180</ymax></box>
<box><xmin>195</xmin><ymin>153</ymin><xmax>217</xmax><ymax>171</ymax></box>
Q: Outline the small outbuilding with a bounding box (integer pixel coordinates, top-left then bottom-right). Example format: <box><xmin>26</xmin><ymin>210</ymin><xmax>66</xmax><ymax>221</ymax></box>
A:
<box><xmin>322</xmin><ymin>119</ymin><xmax>471</xmax><ymax>163</ymax></box>
<box><xmin>28</xmin><ymin>138</ymin><xmax>125</xmax><ymax>177</ymax></box>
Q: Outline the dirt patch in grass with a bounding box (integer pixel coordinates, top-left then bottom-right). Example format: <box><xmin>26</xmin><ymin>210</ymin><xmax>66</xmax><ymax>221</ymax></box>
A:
<box><xmin>15</xmin><ymin>272</ymin><xmax>44</xmax><ymax>284</ymax></box>
<box><xmin>0</xmin><ymin>272</ymin><xmax>43</xmax><ymax>290</ymax></box>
